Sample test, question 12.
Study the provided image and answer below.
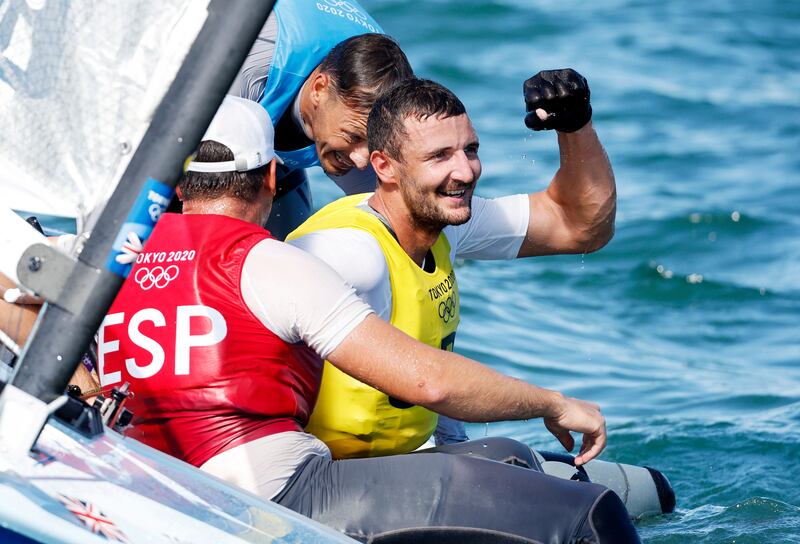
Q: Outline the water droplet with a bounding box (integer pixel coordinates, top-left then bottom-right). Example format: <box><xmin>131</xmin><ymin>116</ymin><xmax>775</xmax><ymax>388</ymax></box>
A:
<box><xmin>656</xmin><ymin>265</ymin><xmax>674</xmax><ymax>279</ymax></box>
<box><xmin>57</xmin><ymin>355</ymin><xmax>62</xmax><ymax>361</ymax></box>
<box><xmin>690</xmin><ymin>213</ymin><xmax>701</xmax><ymax>224</ymax></box>
<box><xmin>708</xmin><ymin>232</ymin><xmax>717</xmax><ymax>241</ymax></box>
<box><xmin>759</xmin><ymin>287</ymin><xmax>766</xmax><ymax>295</ymax></box>
<box><xmin>485</xmin><ymin>423</ymin><xmax>489</xmax><ymax>436</ymax></box>
<box><xmin>731</xmin><ymin>211</ymin><xmax>741</xmax><ymax>222</ymax></box>
<box><xmin>686</xmin><ymin>273</ymin><xmax>704</xmax><ymax>284</ymax></box>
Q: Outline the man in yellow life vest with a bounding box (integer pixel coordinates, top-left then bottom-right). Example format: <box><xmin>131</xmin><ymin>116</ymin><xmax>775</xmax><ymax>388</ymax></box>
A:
<box><xmin>287</xmin><ymin>72</ymin><xmax>615</xmax><ymax>459</ymax></box>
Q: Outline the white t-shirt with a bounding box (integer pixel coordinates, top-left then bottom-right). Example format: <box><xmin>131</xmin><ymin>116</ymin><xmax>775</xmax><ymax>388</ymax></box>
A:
<box><xmin>287</xmin><ymin>194</ymin><xmax>530</xmax><ymax>321</ymax></box>
<box><xmin>201</xmin><ymin>238</ymin><xmax>373</xmax><ymax>499</ymax></box>
<box><xmin>287</xmin><ymin>193</ymin><xmax>530</xmax><ymax>445</ymax></box>
<box><xmin>240</xmin><ymin>238</ymin><xmax>372</xmax><ymax>358</ymax></box>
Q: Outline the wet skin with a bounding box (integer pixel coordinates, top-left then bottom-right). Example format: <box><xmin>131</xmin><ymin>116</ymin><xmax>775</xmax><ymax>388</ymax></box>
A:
<box><xmin>390</xmin><ymin>113</ymin><xmax>482</xmax><ymax>232</ymax></box>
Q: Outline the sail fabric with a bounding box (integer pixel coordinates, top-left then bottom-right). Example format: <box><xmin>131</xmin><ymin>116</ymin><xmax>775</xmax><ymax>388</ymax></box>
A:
<box><xmin>0</xmin><ymin>0</ymin><xmax>209</xmax><ymax>234</ymax></box>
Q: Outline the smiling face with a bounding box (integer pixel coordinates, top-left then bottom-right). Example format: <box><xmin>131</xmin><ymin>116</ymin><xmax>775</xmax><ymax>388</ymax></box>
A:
<box><xmin>389</xmin><ymin>113</ymin><xmax>481</xmax><ymax>231</ymax></box>
<box><xmin>305</xmin><ymin>81</ymin><xmax>370</xmax><ymax>177</ymax></box>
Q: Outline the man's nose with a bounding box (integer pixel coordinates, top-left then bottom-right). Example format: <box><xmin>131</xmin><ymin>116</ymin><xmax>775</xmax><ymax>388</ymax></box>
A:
<box><xmin>451</xmin><ymin>150</ymin><xmax>476</xmax><ymax>182</ymax></box>
<box><xmin>348</xmin><ymin>141</ymin><xmax>369</xmax><ymax>170</ymax></box>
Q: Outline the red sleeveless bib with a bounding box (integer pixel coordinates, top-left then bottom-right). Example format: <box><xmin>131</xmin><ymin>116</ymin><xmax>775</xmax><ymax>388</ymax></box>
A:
<box><xmin>99</xmin><ymin>213</ymin><xmax>323</xmax><ymax>466</ymax></box>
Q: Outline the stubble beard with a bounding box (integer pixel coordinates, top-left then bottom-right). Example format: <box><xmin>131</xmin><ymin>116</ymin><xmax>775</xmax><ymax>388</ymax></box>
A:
<box><xmin>399</xmin><ymin>173</ymin><xmax>473</xmax><ymax>234</ymax></box>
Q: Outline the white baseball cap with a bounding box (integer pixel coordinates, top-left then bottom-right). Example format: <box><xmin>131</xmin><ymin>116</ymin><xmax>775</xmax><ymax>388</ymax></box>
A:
<box><xmin>186</xmin><ymin>95</ymin><xmax>282</xmax><ymax>173</ymax></box>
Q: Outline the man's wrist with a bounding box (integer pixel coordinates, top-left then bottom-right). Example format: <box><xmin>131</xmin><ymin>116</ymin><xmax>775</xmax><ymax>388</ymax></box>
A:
<box><xmin>540</xmin><ymin>389</ymin><xmax>565</xmax><ymax>419</ymax></box>
<box><xmin>557</xmin><ymin>119</ymin><xmax>593</xmax><ymax>136</ymax></box>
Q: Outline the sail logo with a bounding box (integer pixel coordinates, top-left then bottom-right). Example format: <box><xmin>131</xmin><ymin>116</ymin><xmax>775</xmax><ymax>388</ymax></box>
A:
<box><xmin>58</xmin><ymin>494</ymin><xmax>129</xmax><ymax>543</ymax></box>
<box><xmin>134</xmin><ymin>265</ymin><xmax>179</xmax><ymax>290</ymax></box>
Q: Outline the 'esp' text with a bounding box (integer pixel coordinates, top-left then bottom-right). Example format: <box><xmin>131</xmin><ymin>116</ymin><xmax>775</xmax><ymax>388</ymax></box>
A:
<box><xmin>98</xmin><ymin>305</ymin><xmax>227</xmax><ymax>385</ymax></box>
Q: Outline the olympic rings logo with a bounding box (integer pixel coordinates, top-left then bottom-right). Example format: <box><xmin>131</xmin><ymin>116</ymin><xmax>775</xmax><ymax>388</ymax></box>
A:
<box><xmin>134</xmin><ymin>265</ymin><xmax>180</xmax><ymax>290</ymax></box>
<box><xmin>322</xmin><ymin>0</ymin><xmax>368</xmax><ymax>20</ymax></box>
<box><xmin>438</xmin><ymin>295</ymin><xmax>457</xmax><ymax>323</ymax></box>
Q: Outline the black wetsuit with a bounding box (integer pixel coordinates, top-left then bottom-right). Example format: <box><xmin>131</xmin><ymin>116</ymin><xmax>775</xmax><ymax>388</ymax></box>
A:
<box><xmin>274</xmin><ymin>437</ymin><xmax>640</xmax><ymax>543</ymax></box>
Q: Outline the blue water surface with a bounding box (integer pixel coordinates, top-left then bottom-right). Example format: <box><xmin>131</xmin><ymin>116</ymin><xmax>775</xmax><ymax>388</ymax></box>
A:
<box><xmin>308</xmin><ymin>1</ymin><xmax>800</xmax><ymax>541</ymax></box>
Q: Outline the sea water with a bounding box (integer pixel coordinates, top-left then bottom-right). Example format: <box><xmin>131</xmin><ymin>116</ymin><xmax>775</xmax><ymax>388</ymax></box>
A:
<box><xmin>309</xmin><ymin>0</ymin><xmax>800</xmax><ymax>541</ymax></box>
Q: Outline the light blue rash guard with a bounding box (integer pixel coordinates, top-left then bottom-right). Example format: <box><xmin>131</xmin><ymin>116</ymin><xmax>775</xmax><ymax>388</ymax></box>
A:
<box><xmin>232</xmin><ymin>0</ymin><xmax>382</xmax><ymax>172</ymax></box>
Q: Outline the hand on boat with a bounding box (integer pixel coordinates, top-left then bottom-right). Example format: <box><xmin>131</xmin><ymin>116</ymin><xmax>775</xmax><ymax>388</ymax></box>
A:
<box><xmin>523</xmin><ymin>68</ymin><xmax>592</xmax><ymax>133</ymax></box>
<box><xmin>543</xmin><ymin>394</ymin><xmax>607</xmax><ymax>465</ymax></box>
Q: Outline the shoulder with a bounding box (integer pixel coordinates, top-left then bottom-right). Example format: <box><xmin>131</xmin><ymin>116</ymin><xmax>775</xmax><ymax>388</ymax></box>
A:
<box><xmin>245</xmin><ymin>237</ymin><xmax>331</xmax><ymax>277</ymax></box>
<box><xmin>287</xmin><ymin>228</ymin><xmax>387</xmax><ymax>292</ymax></box>
<box><xmin>241</xmin><ymin>238</ymin><xmax>373</xmax><ymax>349</ymax></box>
<box><xmin>444</xmin><ymin>194</ymin><xmax>530</xmax><ymax>260</ymax></box>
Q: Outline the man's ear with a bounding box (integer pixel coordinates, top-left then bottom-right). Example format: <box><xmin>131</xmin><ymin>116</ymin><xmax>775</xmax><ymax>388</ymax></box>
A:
<box><xmin>176</xmin><ymin>186</ymin><xmax>184</xmax><ymax>201</ymax></box>
<box><xmin>264</xmin><ymin>159</ymin><xmax>277</xmax><ymax>196</ymax></box>
<box><xmin>309</xmin><ymin>71</ymin><xmax>331</xmax><ymax>109</ymax></box>
<box><xmin>370</xmin><ymin>150</ymin><xmax>397</xmax><ymax>186</ymax></box>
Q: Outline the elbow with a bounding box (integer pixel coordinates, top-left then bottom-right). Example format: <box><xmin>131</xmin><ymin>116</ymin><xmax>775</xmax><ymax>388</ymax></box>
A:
<box><xmin>575</xmin><ymin>191</ymin><xmax>616</xmax><ymax>254</ymax></box>
<box><xmin>380</xmin><ymin>370</ymin><xmax>449</xmax><ymax>410</ymax></box>
<box><xmin>582</xmin><ymin>215</ymin><xmax>615</xmax><ymax>253</ymax></box>
<box><xmin>410</xmin><ymin>373</ymin><xmax>450</xmax><ymax>411</ymax></box>
<box><xmin>416</xmin><ymin>380</ymin><xmax>449</xmax><ymax>409</ymax></box>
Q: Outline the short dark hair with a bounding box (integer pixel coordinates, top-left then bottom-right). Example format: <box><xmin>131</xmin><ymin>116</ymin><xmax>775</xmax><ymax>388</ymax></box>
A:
<box><xmin>367</xmin><ymin>78</ymin><xmax>466</xmax><ymax>160</ymax></box>
<box><xmin>318</xmin><ymin>33</ymin><xmax>413</xmax><ymax>114</ymax></box>
<box><xmin>179</xmin><ymin>140</ymin><xmax>266</xmax><ymax>202</ymax></box>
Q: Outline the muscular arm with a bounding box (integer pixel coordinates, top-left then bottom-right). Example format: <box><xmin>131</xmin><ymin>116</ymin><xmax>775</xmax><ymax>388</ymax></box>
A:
<box><xmin>520</xmin><ymin>122</ymin><xmax>616</xmax><ymax>257</ymax></box>
<box><xmin>247</xmin><ymin>239</ymin><xmax>607</xmax><ymax>464</ymax></box>
<box><xmin>328</xmin><ymin>314</ymin><xmax>607</xmax><ymax>464</ymax></box>
<box><xmin>518</xmin><ymin>69</ymin><xmax>616</xmax><ymax>258</ymax></box>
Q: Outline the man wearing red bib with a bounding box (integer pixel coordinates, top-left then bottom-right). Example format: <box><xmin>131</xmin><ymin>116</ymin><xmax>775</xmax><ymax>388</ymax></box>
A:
<box><xmin>99</xmin><ymin>95</ymin><xmax>639</xmax><ymax>544</ymax></box>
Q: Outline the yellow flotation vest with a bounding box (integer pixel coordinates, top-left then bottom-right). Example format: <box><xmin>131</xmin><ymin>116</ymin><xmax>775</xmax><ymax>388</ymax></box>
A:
<box><xmin>287</xmin><ymin>193</ymin><xmax>460</xmax><ymax>458</ymax></box>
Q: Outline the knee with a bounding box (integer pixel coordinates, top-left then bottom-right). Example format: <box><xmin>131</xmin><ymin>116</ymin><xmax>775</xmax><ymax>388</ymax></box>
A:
<box><xmin>472</xmin><ymin>437</ymin><xmax>539</xmax><ymax>470</ymax></box>
<box><xmin>576</xmin><ymin>489</ymin><xmax>641</xmax><ymax>544</ymax></box>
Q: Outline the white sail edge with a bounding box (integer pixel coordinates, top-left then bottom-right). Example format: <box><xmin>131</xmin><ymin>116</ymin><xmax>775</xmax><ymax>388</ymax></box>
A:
<box><xmin>0</xmin><ymin>1</ymin><xmax>211</xmax><ymax>236</ymax></box>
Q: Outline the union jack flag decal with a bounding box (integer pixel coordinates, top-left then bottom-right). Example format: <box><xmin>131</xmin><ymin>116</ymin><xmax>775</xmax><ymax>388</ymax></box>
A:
<box><xmin>58</xmin><ymin>494</ymin><xmax>130</xmax><ymax>543</ymax></box>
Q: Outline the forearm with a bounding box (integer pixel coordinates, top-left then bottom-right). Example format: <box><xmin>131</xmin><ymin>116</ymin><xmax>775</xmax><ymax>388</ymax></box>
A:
<box><xmin>424</xmin><ymin>351</ymin><xmax>564</xmax><ymax>422</ymax></box>
<box><xmin>548</xmin><ymin>121</ymin><xmax>616</xmax><ymax>252</ymax></box>
<box><xmin>0</xmin><ymin>273</ymin><xmax>40</xmax><ymax>346</ymax></box>
<box><xmin>328</xmin><ymin>314</ymin><xmax>563</xmax><ymax>422</ymax></box>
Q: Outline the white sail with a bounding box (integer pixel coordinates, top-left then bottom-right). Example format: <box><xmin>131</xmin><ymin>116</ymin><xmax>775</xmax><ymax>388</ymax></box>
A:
<box><xmin>0</xmin><ymin>3</ymin><xmax>356</xmax><ymax>541</ymax></box>
<box><xmin>0</xmin><ymin>0</ymin><xmax>209</xmax><ymax>233</ymax></box>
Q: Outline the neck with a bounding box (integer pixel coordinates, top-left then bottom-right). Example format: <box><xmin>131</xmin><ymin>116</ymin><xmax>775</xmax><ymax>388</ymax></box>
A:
<box><xmin>368</xmin><ymin>189</ymin><xmax>440</xmax><ymax>267</ymax></box>
<box><xmin>182</xmin><ymin>196</ymin><xmax>270</xmax><ymax>227</ymax></box>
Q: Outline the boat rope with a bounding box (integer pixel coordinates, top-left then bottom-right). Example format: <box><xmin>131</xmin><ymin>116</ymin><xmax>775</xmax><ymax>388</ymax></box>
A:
<box><xmin>0</xmin><ymin>330</ymin><xmax>20</xmax><ymax>356</ymax></box>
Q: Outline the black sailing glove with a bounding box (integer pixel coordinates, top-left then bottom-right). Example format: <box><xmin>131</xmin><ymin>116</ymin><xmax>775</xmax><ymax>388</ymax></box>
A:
<box><xmin>523</xmin><ymin>69</ymin><xmax>592</xmax><ymax>133</ymax></box>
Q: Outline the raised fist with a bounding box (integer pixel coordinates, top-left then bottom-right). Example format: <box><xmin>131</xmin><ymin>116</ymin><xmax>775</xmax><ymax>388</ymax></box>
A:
<box><xmin>524</xmin><ymin>69</ymin><xmax>592</xmax><ymax>133</ymax></box>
